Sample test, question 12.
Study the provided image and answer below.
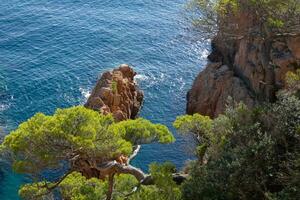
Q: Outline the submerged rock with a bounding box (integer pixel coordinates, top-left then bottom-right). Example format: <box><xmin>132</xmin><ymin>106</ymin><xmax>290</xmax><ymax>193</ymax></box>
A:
<box><xmin>85</xmin><ymin>64</ymin><xmax>144</xmax><ymax>121</ymax></box>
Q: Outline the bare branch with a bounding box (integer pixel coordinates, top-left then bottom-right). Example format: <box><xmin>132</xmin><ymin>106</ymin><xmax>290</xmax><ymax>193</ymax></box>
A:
<box><xmin>127</xmin><ymin>145</ymin><xmax>141</xmax><ymax>165</ymax></box>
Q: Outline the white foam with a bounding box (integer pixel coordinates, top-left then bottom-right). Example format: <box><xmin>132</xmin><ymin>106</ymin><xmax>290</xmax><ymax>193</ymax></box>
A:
<box><xmin>0</xmin><ymin>104</ymin><xmax>9</xmax><ymax>111</ymax></box>
<box><xmin>189</xmin><ymin>39</ymin><xmax>211</xmax><ymax>61</ymax></box>
<box><xmin>134</xmin><ymin>74</ymin><xmax>149</xmax><ymax>82</ymax></box>
<box><xmin>200</xmin><ymin>49</ymin><xmax>210</xmax><ymax>59</ymax></box>
<box><xmin>79</xmin><ymin>87</ymin><xmax>91</xmax><ymax>102</ymax></box>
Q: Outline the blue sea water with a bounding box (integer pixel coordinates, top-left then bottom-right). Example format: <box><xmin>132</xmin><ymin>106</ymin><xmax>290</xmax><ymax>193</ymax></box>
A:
<box><xmin>0</xmin><ymin>0</ymin><xmax>208</xmax><ymax>199</ymax></box>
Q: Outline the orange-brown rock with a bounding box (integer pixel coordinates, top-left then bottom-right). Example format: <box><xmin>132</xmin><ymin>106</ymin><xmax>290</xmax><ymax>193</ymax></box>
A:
<box><xmin>187</xmin><ymin>62</ymin><xmax>255</xmax><ymax>118</ymax></box>
<box><xmin>187</xmin><ymin>15</ymin><xmax>300</xmax><ymax>118</ymax></box>
<box><xmin>85</xmin><ymin>64</ymin><xmax>144</xmax><ymax>121</ymax></box>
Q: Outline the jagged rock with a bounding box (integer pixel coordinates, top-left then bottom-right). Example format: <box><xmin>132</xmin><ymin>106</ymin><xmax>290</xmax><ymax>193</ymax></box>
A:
<box><xmin>187</xmin><ymin>13</ymin><xmax>300</xmax><ymax>117</ymax></box>
<box><xmin>85</xmin><ymin>64</ymin><xmax>144</xmax><ymax>121</ymax></box>
<box><xmin>187</xmin><ymin>62</ymin><xmax>255</xmax><ymax>118</ymax></box>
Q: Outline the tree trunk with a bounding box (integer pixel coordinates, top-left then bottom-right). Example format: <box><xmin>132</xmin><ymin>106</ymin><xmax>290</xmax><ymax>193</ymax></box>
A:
<box><xmin>106</xmin><ymin>173</ymin><xmax>115</xmax><ymax>200</ymax></box>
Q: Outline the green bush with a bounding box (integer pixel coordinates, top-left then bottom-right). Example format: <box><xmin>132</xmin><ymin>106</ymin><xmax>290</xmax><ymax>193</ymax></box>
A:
<box><xmin>174</xmin><ymin>71</ymin><xmax>300</xmax><ymax>199</ymax></box>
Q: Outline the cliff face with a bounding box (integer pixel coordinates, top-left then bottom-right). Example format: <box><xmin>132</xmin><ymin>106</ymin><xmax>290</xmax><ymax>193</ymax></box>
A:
<box><xmin>85</xmin><ymin>64</ymin><xmax>144</xmax><ymax>121</ymax></box>
<box><xmin>187</xmin><ymin>20</ymin><xmax>300</xmax><ymax>117</ymax></box>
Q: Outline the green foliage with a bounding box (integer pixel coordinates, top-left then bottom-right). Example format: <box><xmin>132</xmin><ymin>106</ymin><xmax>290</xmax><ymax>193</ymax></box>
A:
<box><xmin>113</xmin><ymin>174</ymin><xmax>139</xmax><ymax>198</ymax></box>
<box><xmin>2</xmin><ymin>106</ymin><xmax>173</xmax><ymax>175</ymax></box>
<box><xmin>285</xmin><ymin>69</ymin><xmax>300</xmax><ymax>97</ymax></box>
<box><xmin>173</xmin><ymin>114</ymin><xmax>212</xmax><ymax>136</ymax></box>
<box><xmin>267</xmin><ymin>18</ymin><xmax>284</xmax><ymax>28</ymax></box>
<box><xmin>1</xmin><ymin>106</ymin><xmax>175</xmax><ymax>199</ymax></box>
<box><xmin>176</xmin><ymin>74</ymin><xmax>300</xmax><ymax>199</ymax></box>
<box><xmin>112</xmin><ymin>81</ymin><xmax>118</xmax><ymax>93</ymax></box>
<box><xmin>52</xmin><ymin>163</ymin><xmax>180</xmax><ymax>200</ymax></box>
<box><xmin>119</xmin><ymin>162</ymin><xmax>182</xmax><ymax>200</ymax></box>
<box><xmin>186</xmin><ymin>0</ymin><xmax>219</xmax><ymax>38</ymax></box>
<box><xmin>286</xmin><ymin>69</ymin><xmax>300</xmax><ymax>87</ymax></box>
<box><xmin>19</xmin><ymin>182</ymin><xmax>52</xmax><ymax>200</ymax></box>
<box><xmin>174</xmin><ymin>114</ymin><xmax>213</xmax><ymax>160</ymax></box>
<box><xmin>217</xmin><ymin>0</ymin><xmax>238</xmax><ymax>15</ymax></box>
<box><xmin>147</xmin><ymin>162</ymin><xmax>181</xmax><ymax>200</ymax></box>
<box><xmin>188</xmin><ymin>0</ymin><xmax>300</xmax><ymax>38</ymax></box>
<box><xmin>174</xmin><ymin>71</ymin><xmax>300</xmax><ymax>200</ymax></box>
<box><xmin>2</xmin><ymin>106</ymin><xmax>120</xmax><ymax>175</ymax></box>
<box><xmin>111</xmin><ymin>118</ymin><xmax>175</xmax><ymax>145</ymax></box>
<box><xmin>174</xmin><ymin>112</ymin><xmax>234</xmax><ymax>160</ymax></box>
<box><xmin>59</xmin><ymin>172</ymin><xmax>107</xmax><ymax>200</ymax></box>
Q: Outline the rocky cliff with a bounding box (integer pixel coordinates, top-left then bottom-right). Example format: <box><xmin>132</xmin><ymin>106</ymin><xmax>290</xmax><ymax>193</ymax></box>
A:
<box><xmin>187</xmin><ymin>33</ymin><xmax>300</xmax><ymax>118</ymax></box>
<box><xmin>85</xmin><ymin>64</ymin><xmax>144</xmax><ymax>121</ymax></box>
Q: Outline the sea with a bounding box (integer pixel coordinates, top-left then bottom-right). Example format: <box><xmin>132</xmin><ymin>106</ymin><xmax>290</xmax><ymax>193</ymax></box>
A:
<box><xmin>0</xmin><ymin>0</ymin><xmax>209</xmax><ymax>199</ymax></box>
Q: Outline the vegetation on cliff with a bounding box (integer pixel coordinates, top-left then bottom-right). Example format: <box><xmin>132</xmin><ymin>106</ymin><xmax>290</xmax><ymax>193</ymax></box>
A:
<box><xmin>189</xmin><ymin>0</ymin><xmax>300</xmax><ymax>39</ymax></box>
<box><xmin>181</xmin><ymin>1</ymin><xmax>300</xmax><ymax>199</ymax></box>
<box><xmin>187</xmin><ymin>0</ymin><xmax>300</xmax><ymax>117</ymax></box>
<box><xmin>175</xmin><ymin>70</ymin><xmax>300</xmax><ymax>200</ymax></box>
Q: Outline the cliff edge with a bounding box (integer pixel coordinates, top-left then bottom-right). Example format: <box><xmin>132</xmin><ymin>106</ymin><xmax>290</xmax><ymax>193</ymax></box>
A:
<box><xmin>187</xmin><ymin>12</ymin><xmax>300</xmax><ymax>118</ymax></box>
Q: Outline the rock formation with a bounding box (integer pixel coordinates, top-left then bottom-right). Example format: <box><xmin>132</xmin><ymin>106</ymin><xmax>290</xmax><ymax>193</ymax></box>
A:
<box><xmin>83</xmin><ymin>69</ymin><xmax>187</xmax><ymax>196</ymax></box>
<box><xmin>187</xmin><ymin>13</ymin><xmax>300</xmax><ymax>118</ymax></box>
<box><xmin>85</xmin><ymin>64</ymin><xmax>144</xmax><ymax>122</ymax></box>
<box><xmin>187</xmin><ymin>62</ymin><xmax>256</xmax><ymax>118</ymax></box>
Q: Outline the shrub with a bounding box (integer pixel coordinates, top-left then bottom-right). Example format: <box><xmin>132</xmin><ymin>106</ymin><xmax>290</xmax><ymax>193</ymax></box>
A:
<box><xmin>175</xmin><ymin>71</ymin><xmax>300</xmax><ymax>199</ymax></box>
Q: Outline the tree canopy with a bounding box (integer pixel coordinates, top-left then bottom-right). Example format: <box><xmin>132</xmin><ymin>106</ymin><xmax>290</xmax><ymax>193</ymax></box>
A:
<box><xmin>0</xmin><ymin>106</ymin><xmax>175</xmax><ymax>199</ymax></box>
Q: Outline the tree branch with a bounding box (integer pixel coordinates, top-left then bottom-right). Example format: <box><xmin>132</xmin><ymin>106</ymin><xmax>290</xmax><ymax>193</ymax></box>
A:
<box><xmin>127</xmin><ymin>145</ymin><xmax>141</xmax><ymax>165</ymax></box>
<box><xmin>33</xmin><ymin>170</ymin><xmax>74</xmax><ymax>198</ymax></box>
<box><xmin>96</xmin><ymin>161</ymin><xmax>146</xmax><ymax>182</ymax></box>
<box><xmin>96</xmin><ymin>160</ymin><xmax>188</xmax><ymax>185</ymax></box>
